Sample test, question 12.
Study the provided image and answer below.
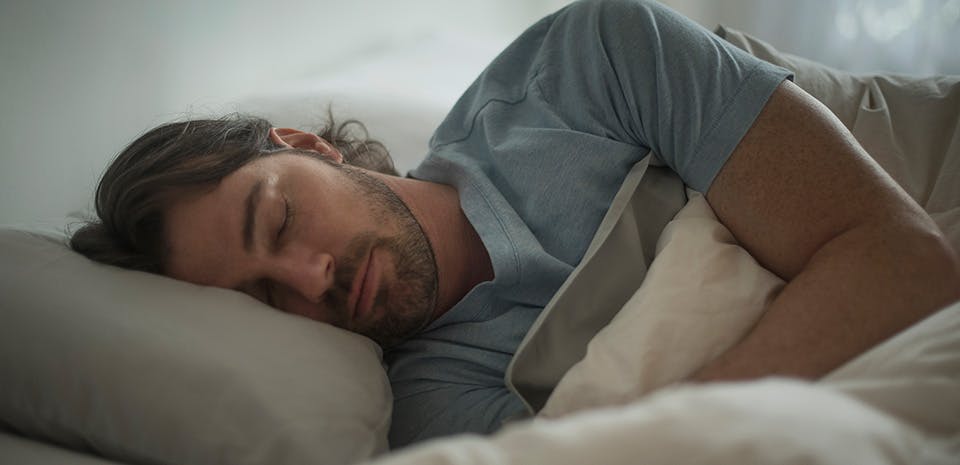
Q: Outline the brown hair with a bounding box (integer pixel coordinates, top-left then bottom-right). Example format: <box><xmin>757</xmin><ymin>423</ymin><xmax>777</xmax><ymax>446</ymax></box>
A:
<box><xmin>69</xmin><ymin>112</ymin><xmax>397</xmax><ymax>273</ymax></box>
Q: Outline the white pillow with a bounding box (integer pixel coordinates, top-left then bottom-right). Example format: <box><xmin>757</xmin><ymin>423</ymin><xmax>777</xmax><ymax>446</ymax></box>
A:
<box><xmin>237</xmin><ymin>90</ymin><xmax>448</xmax><ymax>177</ymax></box>
<box><xmin>541</xmin><ymin>192</ymin><xmax>785</xmax><ymax>417</ymax></box>
<box><xmin>234</xmin><ymin>32</ymin><xmax>504</xmax><ymax>176</ymax></box>
<box><xmin>0</xmin><ymin>229</ymin><xmax>391</xmax><ymax>465</ymax></box>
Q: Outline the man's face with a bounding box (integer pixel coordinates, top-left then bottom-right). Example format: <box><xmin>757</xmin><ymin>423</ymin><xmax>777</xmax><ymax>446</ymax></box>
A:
<box><xmin>164</xmin><ymin>152</ymin><xmax>438</xmax><ymax>347</ymax></box>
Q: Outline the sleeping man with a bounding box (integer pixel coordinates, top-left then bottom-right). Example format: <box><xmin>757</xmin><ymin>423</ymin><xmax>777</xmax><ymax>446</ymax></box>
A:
<box><xmin>70</xmin><ymin>0</ymin><xmax>960</xmax><ymax>448</ymax></box>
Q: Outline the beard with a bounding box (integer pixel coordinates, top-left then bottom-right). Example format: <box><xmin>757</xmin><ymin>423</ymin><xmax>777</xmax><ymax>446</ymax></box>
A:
<box><xmin>319</xmin><ymin>163</ymin><xmax>439</xmax><ymax>348</ymax></box>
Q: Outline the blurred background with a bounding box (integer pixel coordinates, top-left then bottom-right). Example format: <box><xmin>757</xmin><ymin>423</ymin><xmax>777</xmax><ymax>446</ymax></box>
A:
<box><xmin>2</xmin><ymin>0</ymin><xmax>958</xmax><ymax>227</ymax></box>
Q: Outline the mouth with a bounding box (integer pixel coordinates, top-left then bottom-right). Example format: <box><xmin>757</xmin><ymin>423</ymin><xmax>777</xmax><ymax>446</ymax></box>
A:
<box><xmin>348</xmin><ymin>245</ymin><xmax>378</xmax><ymax>323</ymax></box>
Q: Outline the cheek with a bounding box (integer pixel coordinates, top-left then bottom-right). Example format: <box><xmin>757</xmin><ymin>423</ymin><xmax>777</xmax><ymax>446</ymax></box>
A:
<box><xmin>303</xmin><ymin>197</ymin><xmax>383</xmax><ymax>243</ymax></box>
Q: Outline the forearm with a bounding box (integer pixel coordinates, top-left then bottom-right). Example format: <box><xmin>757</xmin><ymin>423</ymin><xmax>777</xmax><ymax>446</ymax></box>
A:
<box><xmin>692</xmin><ymin>219</ymin><xmax>960</xmax><ymax>382</ymax></box>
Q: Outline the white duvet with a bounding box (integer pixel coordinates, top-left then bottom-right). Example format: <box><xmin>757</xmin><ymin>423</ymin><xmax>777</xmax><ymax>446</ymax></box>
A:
<box><xmin>368</xmin><ymin>374</ymin><xmax>959</xmax><ymax>464</ymax></box>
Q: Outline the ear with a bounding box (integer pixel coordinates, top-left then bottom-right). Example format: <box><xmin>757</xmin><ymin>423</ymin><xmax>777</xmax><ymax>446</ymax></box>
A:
<box><xmin>269</xmin><ymin>127</ymin><xmax>344</xmax><ymax>164</ymax></box>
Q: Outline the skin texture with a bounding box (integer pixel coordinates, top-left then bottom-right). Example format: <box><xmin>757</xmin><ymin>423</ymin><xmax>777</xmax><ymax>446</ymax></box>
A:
<box><xmin>164</xmin><ymin>129</ymin><xmax>494</xmax><ymax>349</ymax></box>
<box><xmin>163</xmin><ymin>141</ymin><xmax>439</xmax><ymax>348</ymax></box>
<box><xmin>696</xmin><ymin>80</ymin><xmax>960</xmax><ymax>380</ymax></box>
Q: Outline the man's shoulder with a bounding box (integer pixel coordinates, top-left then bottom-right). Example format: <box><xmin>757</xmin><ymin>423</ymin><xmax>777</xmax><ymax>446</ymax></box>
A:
<box><xmin>427</xmin><ymin>1</ymin><xmax>648</xmax><ymax>150</ymax></box>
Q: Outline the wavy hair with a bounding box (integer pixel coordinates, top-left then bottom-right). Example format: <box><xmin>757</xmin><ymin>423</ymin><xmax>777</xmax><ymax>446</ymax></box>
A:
<box><xmin>69</xmin><ymin>112</ymin><xmax>396</xmax><ymax>273</ymax></box>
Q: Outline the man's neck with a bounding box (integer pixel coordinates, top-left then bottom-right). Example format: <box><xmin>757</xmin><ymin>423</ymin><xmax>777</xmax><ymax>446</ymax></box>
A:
<box><xmin>372</xmin><ymin>172</ymin><xmax>494</xmax><ymax>318</ymax></box>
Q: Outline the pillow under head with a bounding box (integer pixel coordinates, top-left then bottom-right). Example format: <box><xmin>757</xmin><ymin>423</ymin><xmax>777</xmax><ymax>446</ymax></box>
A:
<box><xmin>0</xmin><ymin>229</ymin><xmax>391</xmax><ymax>465</ymax></box>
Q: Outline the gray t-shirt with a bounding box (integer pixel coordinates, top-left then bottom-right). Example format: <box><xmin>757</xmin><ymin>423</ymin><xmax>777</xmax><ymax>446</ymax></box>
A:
<box><xmin>386</xmin><ymin>0</ymin><xmax>791</xmax><ymax>448</ymax></box>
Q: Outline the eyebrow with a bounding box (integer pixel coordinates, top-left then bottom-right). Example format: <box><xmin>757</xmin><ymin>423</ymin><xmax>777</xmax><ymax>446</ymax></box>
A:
<box><xmin>243</xmin><ymin>180</ymin><xmax>265</xmax><ymax>253</ymax></box>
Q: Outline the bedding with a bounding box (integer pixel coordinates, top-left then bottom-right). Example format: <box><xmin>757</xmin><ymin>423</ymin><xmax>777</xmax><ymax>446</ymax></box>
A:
<box><xmin>359</xmin><ymin>151</ymin><xmax>960</xmax><ymax>464</ymax></box>
<box><xmin>235</xmin><ymin>33</ymin><xmax>503</xmax><ymax>176</ymax></box>
<box><xmin>0</xmin><ymin>429</ymin><xmax>120</xmax><ymax>465</ymax></box>
<box><xmin>2</xmin><ymin>20</ymin><xmax>959</xmax><ymax>465</ymax></box>
<box><xmin>507</xmin><ymin>22</ymin><xmax>960</xmax><ymax>415</ymax></box>
<box><xmin>363</xmin><ymin>309</ymin><xmax>960</xmax><ymax>464</ymax></box>
<box><xmin>358</xmin><ymin>24</ymin><xmax>960</xmax><ymax>461</ymax></box>
<box><xmin>365</xmin><ymin>24</ymin><xmax>960</xmax><ymax>464</ymax></box>
<box><xmin>540</xmin><ymin>191</ymin><xmax>785</xmax><ymax>417</ymax></box>
<box><xmin>0</xmin><ymin>228</ymin><xmax>391</xmax><ymax>465</ymax></box>
<box><xmin>0</xmin><ymin>32</ymin><xmax>503</xmax><ymax>465</ymax></box>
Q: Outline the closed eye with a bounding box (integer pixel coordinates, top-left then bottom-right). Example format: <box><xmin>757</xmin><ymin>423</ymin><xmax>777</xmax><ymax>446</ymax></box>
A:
<box><xmin>262</xmin><ymin>196</ymin><xmax>294</xmax><ymax>309</ymax></box>
<box><xmin>277</xmin><ymin>195</ymin><xmax>295</xmax><ymax>241</ymax></box>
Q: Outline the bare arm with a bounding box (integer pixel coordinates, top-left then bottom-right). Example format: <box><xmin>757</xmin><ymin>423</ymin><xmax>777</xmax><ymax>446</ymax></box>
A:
<box><xmin>694</xmin><ymin>80</ymin><xmax>960</xmax><ymax>381</ymax></box>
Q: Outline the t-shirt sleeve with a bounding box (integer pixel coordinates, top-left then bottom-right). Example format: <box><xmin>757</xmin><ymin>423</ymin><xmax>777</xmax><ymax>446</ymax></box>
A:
<box><xmin>386</xmin><ymin>337</ymin><xmax>531</xmax><ymax>449</ymax></box>
<box><xmin>388</xmin><ymin>379</ymin><xmax>528</xmax><ymax>448</ymax></box>
<box><xmin>530</xmin><ymin>0</ymin><xmax>793</xmax><ymax>192</ymax></box>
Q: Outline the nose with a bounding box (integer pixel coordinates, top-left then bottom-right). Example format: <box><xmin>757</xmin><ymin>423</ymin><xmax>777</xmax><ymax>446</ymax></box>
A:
<box><xmin>270</xmin><ymin>248</ymin><xmax>336</xmax><ymax>305</ymax></box>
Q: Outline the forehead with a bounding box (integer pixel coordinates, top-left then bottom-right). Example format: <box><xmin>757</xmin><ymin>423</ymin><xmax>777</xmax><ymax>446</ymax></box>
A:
<box><xmin>162</xmin><ymin>162</ymin><xmax>258</xmax><ymax>286</ymax></box>
<box><xmin>162</xmin><ymin>153</ymin><xmax>341</xmax><ymax>286</ymax></box>
<box><xmin>161</xmin><ymin>153</ymin><xmax>304</xmax><ymax>286</ymax></box>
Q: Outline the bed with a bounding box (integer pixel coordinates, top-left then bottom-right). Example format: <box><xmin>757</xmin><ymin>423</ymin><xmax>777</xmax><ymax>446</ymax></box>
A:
<box><xmin>1</xmin><ymin>25</ymin><xmax>959</xmax><ymax>465</ymax></box>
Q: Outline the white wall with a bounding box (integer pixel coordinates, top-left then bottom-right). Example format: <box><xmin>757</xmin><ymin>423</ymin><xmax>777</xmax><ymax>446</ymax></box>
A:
<box><xmin>1</xmin><ymin>0</ymin><xmax>956</xmax><ymax>227</ymax></box>
<box><xmin>0</xmin><ymin>0</ymin><xmax>569</xmax><ymax>227</ymax></box>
